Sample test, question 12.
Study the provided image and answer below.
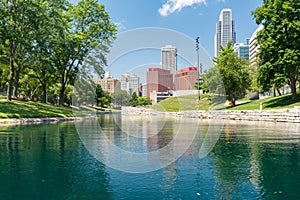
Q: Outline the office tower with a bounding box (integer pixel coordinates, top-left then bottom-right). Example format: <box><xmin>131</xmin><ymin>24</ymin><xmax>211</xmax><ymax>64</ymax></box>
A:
<box><xmin>234</xmin><ymin>39</ymin><xmax>250</xmax><ymax>60</ymax></box>
<box><xmin>174</xmin><ymin>67</ymin><xmax>199</xmax><ymax>90</ymax></box>
<box><xmin>93</xmin><ymin>72</ymin><xmax>121</xmax><ymax>95</ymax></box>
<box><xmin>249</xmin><ymin>25</ymin><xmax>264</xmax><ymax>66</ymax></box>
<box><xmin>120</xmin><ymin>73</ymin><xmax>140</xmax><ymax>95</ymax></box>
<box><xmin>161</xmin><ymin>45</ymin><xmax>177</xmax><ymax>75</ymax></box>
<box><xmin>146</xmin><ymin>68</ymin><xmax>173</xmax><ymax>98</ymax></box>
<box><xmin>214</xmin><ymin>8</ymin><xmax>236</xmax><ymax>57</ymax></box>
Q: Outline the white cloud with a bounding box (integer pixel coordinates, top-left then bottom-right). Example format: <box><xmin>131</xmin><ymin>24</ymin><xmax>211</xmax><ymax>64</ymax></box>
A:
<box><xmin>158</xmin><ymin>0</ymin><xmax>207</xmax><ymax>17</ymax></box>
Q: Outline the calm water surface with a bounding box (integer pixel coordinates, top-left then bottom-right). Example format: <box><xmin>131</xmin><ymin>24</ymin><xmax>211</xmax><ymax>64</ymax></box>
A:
<box><xmin>1</xmin><ymin>114</ymin><xmax>300</xmax><ymax>199</ymax></box>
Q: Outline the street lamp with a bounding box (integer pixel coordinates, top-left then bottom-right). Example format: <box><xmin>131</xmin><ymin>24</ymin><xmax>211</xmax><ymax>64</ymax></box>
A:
<box><xmin>196</xmin><ymin>37</ymin><xmax>200</xmax><ymax>101</ymax></box>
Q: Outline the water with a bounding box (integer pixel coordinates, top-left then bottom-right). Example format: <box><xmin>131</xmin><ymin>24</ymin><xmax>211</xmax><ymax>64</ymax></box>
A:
<box><xmin>1</xmin><ymin>114</ymin><xmax>300</xmax><ymax>199</ymax></box>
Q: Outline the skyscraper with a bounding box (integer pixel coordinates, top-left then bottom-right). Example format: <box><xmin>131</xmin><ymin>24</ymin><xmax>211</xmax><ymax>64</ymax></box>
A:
<box><xmin>234</xmin><ymin>39</ymin><xmax>250</xmax><ymax>60</ymax></box>
<box><xmin>120</xmin><ymin>73</ymin><xmax>140</xmax><ymax>95</ymax></box>
<box><xmin>161</xmin><ymin>45</ymin><xmax>177</xmax><ymax>75</ymax></box>
<box><xmin>93</xmin><ymin>72</ymin><xmax>121</xmax><ymax>95</ymax></box>
<box><xmin>214</xmin><ymin>8</ymin><xmax>236</xmax><ymax>57</ymax></box>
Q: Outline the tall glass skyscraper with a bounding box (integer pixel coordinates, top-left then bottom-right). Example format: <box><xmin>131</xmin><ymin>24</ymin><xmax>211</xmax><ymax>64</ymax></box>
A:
<box><xmin>214</xmin><ymin>8</ymin><xmax>236</xmax><ymax>57</ymax></box>
<box><xmin>234</xmin><ymin>39</ymin><xmax>250</xmax><ymax>60</ymax></box>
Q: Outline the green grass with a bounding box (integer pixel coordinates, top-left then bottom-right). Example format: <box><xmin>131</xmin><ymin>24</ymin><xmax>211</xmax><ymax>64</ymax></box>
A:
<box><xmin>229</xmin><ymin>93</ymin><xmax>300</xmax><ymax>110</ymax></box>
<box><xmin>151</xmin><ymin>94</ymin><xmax>212</xmax><ymax>112</ymax></box>
<box><xmin>0</xmin><ymin>95</ymin><xmax>86</xmax><ymax>118</ymax></box>
<box><xmin>152</xmin><ymin>93</ymin><xmax>300</xmax><ymax>112</ymax></box>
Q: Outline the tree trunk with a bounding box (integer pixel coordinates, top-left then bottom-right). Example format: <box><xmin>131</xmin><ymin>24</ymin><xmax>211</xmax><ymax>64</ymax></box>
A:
<box><xmin>59</xmin><ymin>76</ymin><xmax>66</xmax><ymax>106</ymax></box>
<box><xmin>40</xmin><ymin>68</ymin><xmax>48</xmax><ymax>103</ymax></box>
<box><xmin>13</xmin><ymin>61</ymin><xmax>21</xmax><ymax>98</ymax></box>
<box><xmin>41</xmin><ymin>82</ymin><xmax>47</xmax><ymax>103</ymax></box>
<box><xmin>276</xmin><ymin>88</ymin><xmax>282</xmax><ymax>96</ymax></box>
<box><xmin>290</xmin><ymin>77</ymin><xmax>297</xmax><ymax>100</ymax></box>
<box><xmin>59</xmin><ymin>86</ymin><xmax>65</xmax><ymax>106</ymax></box>
<box><xmin>7</xmin><ymin>44</ymin><xmax>15</xmax><ymax>101</ymax></box>
<box><xmin>273</xmin><ymin>88</ymin><xmax>276</xmax><ymax>97</ymax></box>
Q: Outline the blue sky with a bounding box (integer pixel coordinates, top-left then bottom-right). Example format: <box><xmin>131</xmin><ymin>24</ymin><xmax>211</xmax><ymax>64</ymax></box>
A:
<box><xmin>101</xmin><ymin>0</ymin><xmax>262</xmax><ymax>57</ymax></box>
<box><xmin>97</xmin><ymin>0</ymin><xmax>263</xmax><ymax>79</ymax></box>
<box><xmin>75</xmin><ymin>0</ymin><xmax>263</xmax><ymax>79</ymax></box>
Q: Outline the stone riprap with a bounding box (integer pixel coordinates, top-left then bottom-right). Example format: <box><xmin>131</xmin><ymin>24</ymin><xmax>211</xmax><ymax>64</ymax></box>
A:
<box><xmin>0</xmin><ymin>116</ymin><xmax>95</xmax><ymax>126</ymax></box>
<box><xmin>122</xmin><ymin>107</ymin><xmax>300</xmax><ymax>123</ymax></box>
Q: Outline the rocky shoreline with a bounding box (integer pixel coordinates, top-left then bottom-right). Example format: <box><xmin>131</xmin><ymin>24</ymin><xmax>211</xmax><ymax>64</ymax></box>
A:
<box><xmin>0</xmin><ymin>116</ymin><xmax>95</xmax><ymax>126</ymax></box>
<box><xmin>122</xmin><ymin>106</ymin><xmax>300</xmax><ymax>123</ymax></box>
<box><xmin>2</xmin><ymin>106</ymin><xmax>300</xmax><ymax>126</ymax></box>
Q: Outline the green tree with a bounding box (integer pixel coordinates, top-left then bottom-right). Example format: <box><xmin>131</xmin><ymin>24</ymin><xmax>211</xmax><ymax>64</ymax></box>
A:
<box><xmin>194</xmin><ymin>76</ymin><xmax>208</xmax><ymax>93</ymax></box>
<box><xmin>0</xmin><ymin>0</ymin><xmax>37</xmax><ymax>100</ymax></box>
<box><xmin>252</xmin><ymin>0</ymin><xmax>300</xmax><ymax>100</ymax></box>
<box><xmin>0</xmin><ymin>45</ymin><xmax>9</xmax><ymax>92</ymax></box>
<box><xmin>111</xmin><ymin>90</ymin><xmax>130</xmax><ymax>107</ymax></box>
<box><xmin>129</xmin><ymin>92</ymin><xmax>138</xmax><ymax>106</ymax></box>
<box><xmin>95</xmin><ymin>84</ymin><xmax>111</xmax><ymax>107</ymax></box>
<box><xmin>53</xmin><ymin>0</ymin><xmax>117</xmax><ymax>105</ymax></box>
<box><xmin>27</xmin><ymin>0</ymin><xmax>67</xmax><ymax>103</ymax></box>
<box><xmin>0</xmin><ymin>0</ymin><xmax>66</xmax><ymax>102</ymax></box>
<box><xmin>137</xmin><ymin>97</ymin><xmax>151</xmax><ymax>106</ymax></box>
<box><xmin>202</xmin><ymin>68</ymin><xmax>224</xmax><ymax>95</ymax></box>
<box><xmin>18</xmin><ymin>70</ymin><xmax>41</xmax><ymax>100</ymax></box>
<box><xmin>213</xmin><ymin>41</ymin><xmax>251</xmax><ymax>99</ymax></box>
<box><xmin>0</xmin><ymin>64</ymin><xmax>9</xmax><ymax>92</ymax></box>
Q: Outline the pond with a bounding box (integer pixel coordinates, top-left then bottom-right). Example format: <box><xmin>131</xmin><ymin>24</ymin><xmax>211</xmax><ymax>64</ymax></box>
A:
<box><xmin>1</xmin><ymin>114</ymin><xmax>300</xmax><ymax>199</ymax></box>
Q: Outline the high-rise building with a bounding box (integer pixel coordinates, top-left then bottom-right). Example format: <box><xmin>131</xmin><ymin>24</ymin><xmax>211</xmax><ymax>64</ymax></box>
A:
<box><xmin>93</xmin><ymin>72</ymin><xmax>121</xmax><ymax>95</ymax></box>
<box><xmin>249</xmin><ymin>25</ymin><xmax>264</xmax><ymax>66</ymax></box>
<box><xmin>161</xmin><ymin>45</ymin><xmax>177</xmax><ymax>75</ymax></box>
<box><xmin>120</xmin><ymin>73</ymin><xmax>140</xmax><ymax>95</ymax></box>
<box><xmin>174</xmin><ymin>67</ymin><xmax>199</xmax><ymax>91</ymax></box>
<box><xmin>214</xmin><ymin>8</ymin><xmax>236</xmax><ymax>57</ymax></box>
<box><xmin>146</xmin><ymin>68</ymin><xmax>173</xmax><ymax>98</ymax></box>
<box><xmin>234</xmin><ymin>39</ymin><xmax>250</xmax><ymax>60</ymax></box>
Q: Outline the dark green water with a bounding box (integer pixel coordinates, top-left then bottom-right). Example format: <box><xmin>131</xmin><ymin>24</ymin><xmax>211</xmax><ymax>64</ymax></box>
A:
<box><xmin>1</xmin><ymin>114</ymin><xmax>300</xmax><ymax>199</ymax></box>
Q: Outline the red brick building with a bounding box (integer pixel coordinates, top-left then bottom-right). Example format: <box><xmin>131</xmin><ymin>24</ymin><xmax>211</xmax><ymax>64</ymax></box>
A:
<box><xmin>174</xmin><ymin>67</ymin><xmax>198</xmax><ymax>90</ymax></box>
<box><xmin>146</xmin><ymin>68</ymin><xmax>173</xmax><ymax>97</ymax></box>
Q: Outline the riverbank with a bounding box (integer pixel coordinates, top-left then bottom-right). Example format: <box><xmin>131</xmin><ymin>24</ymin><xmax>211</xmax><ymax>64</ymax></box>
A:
<box><xmin>122</xmin><ymin>106</ymin><xmax>300</xmax><ymax>123</ymax></box>
<box><xmin>0</xmin><ymin>116</ymin><xmax>95</xmax><ymax>127</ymax></box>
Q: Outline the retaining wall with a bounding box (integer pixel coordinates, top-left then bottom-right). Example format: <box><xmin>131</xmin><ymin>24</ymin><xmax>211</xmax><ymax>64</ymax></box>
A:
<box><xmin>121</xmin><ymin>107</ymin><xmax>300</xmax><ymax>123</ymax></box>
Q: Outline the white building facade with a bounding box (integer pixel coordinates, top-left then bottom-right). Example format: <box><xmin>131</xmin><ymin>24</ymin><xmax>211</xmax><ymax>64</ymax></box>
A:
<box><xmin>249</xmin><ymin>25</ymin><xmax>264</xmax><ymax>66</ymax></box>
<box><xmin>214</xmin><ymin>8</ymin><xmax>236</xmax><ymax>57</ymax></box>
<box><xmin>120</xmin><ymin>73</ymin><xmax>140</xmax><ymax>95</ymax></box>
<box><xmin>161</xmin><ymin>45</ymin><xmax>177</xmax><ymax>75</ymax></box>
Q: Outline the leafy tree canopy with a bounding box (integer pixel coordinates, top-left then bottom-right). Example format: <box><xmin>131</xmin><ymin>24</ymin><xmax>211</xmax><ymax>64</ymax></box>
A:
<box><xmin>212</xmin><ymin>41</ymin><xmax>251</xmax><ymax>99</ymax></box>
<box><xmin>252</xmin><ymin>0</ymin><xmax>300</xmax><ymax>100</ymax></box>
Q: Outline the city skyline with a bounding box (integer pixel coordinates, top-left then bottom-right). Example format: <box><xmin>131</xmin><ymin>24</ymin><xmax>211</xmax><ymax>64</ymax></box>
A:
<box><xmin>94</xmin><ymin>0</ymin><xmax>263</xmax><ymax>79</ymax></box>
<box><xmin>100</xmin><ymin>0</ymin><xmax>262</xmax><ymax>58</ymax></box>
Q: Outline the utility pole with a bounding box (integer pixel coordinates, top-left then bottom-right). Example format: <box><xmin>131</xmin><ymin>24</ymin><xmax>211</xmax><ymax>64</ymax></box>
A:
<box><xmin>196</xmin><ymin>37</ymin><xmax>200</xmax><ymax>101</ymax></box>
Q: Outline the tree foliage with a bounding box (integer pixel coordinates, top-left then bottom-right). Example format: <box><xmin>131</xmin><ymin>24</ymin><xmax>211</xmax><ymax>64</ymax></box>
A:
<box><xmin>252</xmin><ymin>0</ymin><xmax>300</xmax><ymax>100</ymax></box>
<box><xmin>0</xmin><ymin>0</ymin><xmax>117</xmax><ymax>105</ymax></box>
<box><xmin>129</xmin><ymin>92</ymin><xmax>138</xmax><ymax>106</ymax></box>
<box><xmin>137</xmin><ymin>97</ymin><xmax>151</xmax><ymax>106</ymax></box>
<box><xmin>95</xmin><ymin>84</ymin><xmax>111</xmax><ymax>107</ymax></box>
<box><xmin>111</xmin><ymin>90</ymin><xmax>130</xmax><ymax>107</ymax></box>
<box><xmin>212</xmin><ymin>41</ymin><xmax>251</xmax><ymax>99</ymax></box>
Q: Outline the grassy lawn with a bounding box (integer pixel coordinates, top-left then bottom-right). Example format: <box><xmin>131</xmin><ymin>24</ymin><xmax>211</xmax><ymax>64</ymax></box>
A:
<box><xmin>151</xmin><ymin>94</ymin><xmax>212</xmax><ymax>112</ymax></box>
<box><xmin>0</xmin><ymin>95</ymin><xmax>85</xmax><ymax>118</ymax></box>
<box><xmin>229</xmin><ymin>94</ymin><xmax>300</xmax><ymax>110</ymax></box>
<box><xmin>152</xmin><ymin>93</ymin><xmax>300</xmax><ymax>112</ymax></box>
